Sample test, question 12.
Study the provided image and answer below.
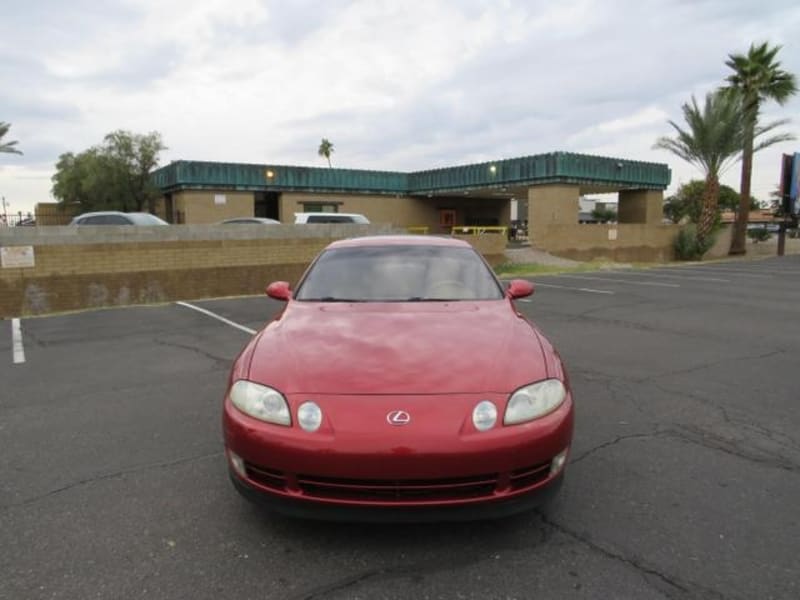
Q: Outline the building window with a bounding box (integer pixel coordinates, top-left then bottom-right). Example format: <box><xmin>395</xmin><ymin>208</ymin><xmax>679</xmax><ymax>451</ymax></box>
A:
<box><xmin>302</xmin><ymin>203</ymin><xmax>338</xmax><ymax>213</ymax></box>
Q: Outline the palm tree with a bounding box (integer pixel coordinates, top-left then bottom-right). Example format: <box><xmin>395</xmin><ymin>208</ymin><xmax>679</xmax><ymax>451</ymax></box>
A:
<box><xmin>655</xmin><ymin>92</ymin><xmax>745</xmax><ymax>248</ymax></box>
<box><xmin>0</xmin><ymin>122</ymin><xmax>23</xmax><ymax>155</ymax></box>
<box><xmin>655</xmin><ymin>92</ymin><xmax>791</xmax><ymax>251</ymax></box>
<box><xmin>318</xmin><ymin>138</ymin><xmax>334</xmax><ymax>167</ymax></box>
<box><xmin>723</xmin><ymin>42</ymin><xmax>798</xmax><ymax>255</ymax></box>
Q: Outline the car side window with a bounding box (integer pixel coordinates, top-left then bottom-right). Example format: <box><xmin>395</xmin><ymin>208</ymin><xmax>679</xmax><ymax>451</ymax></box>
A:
<box><xmin>105</xmin><ymin>215</ymin><xmax>131</xmax><ymax>225</ymax></box>
<box><xmin>307</xmin><ymin>215</ymin><xmax>351</xmax><ymax>223</ymax></box>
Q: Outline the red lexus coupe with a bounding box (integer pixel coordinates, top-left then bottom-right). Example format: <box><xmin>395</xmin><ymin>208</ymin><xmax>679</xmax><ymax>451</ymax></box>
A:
<box><xmin>223</xmin><ymin>236</ymin><xmax>574</xmax><ymax>521</ymax></box>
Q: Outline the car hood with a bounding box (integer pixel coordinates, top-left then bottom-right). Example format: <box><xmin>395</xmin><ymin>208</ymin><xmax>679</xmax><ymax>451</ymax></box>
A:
<box><xmin>247</xmin><ymin>300</ymin><xmax>551</xmax><ymax>395</ymax></box>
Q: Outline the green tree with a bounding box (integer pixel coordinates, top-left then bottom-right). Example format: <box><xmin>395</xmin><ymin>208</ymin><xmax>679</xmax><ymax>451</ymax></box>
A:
<box><xmin>0</xmin><ymin>122</ymin><xmax>23</xmax><ymax>155</ymax></box>
<box><xmin>590</xmin><ymin>207</ymin><xmax>617</xmax><ymax>223</ymax></box>
<box><xmin>723</xmin><ymin>42</ymin><xmax>798</xmax><ymax>255</ymax></box>
<box><xmin>51</xmin><ymin>131</ymin><xmax>166</xmax><ymax>213</ymax></box>
<box><xmin>102</xmin><ymin>130</ymin><xmax>166</xmax><ymax>212</ymax></box>
<box><xmin>318</xmin><ymin>138</ymin><xmax>334</xmax><ymax>167</ymax></box>
<box><xmin>654</xmin><ymin>92</ymin><xmax>745</xmax><ymax>250</ymax></box>
<box><xmin>663</xmin><ymin>180</ymin><xmax>757</xmax><ymax>224</ymax></box>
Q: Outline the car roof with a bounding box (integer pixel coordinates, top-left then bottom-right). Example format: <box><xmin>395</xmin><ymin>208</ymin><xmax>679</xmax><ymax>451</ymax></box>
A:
<box><xmin>220</xmin><ymin>217</ymin><xmax>280</xmax><ymax>224</ymax></box>
<box><xmin>326</xmin><ymin>235</ymin><xmax>471</xmax><ymax>249</ymax></box>
<box><xmin>75</xmin><ymin>211</ymin><xmax>147</xmax><ymax>217</ymax></box>
<box><xmin>295</xmin><ymin>212</ymin><xmax>366</xmax><ymax>217</ymax></box>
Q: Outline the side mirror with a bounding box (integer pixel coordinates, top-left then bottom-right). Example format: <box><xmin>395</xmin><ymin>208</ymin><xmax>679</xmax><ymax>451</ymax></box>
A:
<box><xmin>506</xmin><ymin>279</ymin><xmax>534</xmax><ymax>299</ymax></box>
<box><xmin>266</xmin><ymin>281</ymin><xmax>292</xmax><ymax>301</ymax></box>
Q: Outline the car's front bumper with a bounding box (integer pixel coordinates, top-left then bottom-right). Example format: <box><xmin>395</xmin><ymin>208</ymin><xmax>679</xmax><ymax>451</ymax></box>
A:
<box><xmin>223</xmin><ymin>392</ymin><xmax>573</xmax><ymax>521</ymax></box>
<box><xmin>229</xmin><ymin>468</ymin><xmax>564</xmax><ymax>522</ymax></box>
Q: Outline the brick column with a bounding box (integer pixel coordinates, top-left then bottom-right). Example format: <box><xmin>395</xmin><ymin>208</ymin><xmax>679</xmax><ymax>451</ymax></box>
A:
<box><xmin>618</xmin><ymin>189</ymin><xmax>664</xmax><ymax>225</ymax></box>
<box><xmin>527</xmin><ymin>184</ymin><xmax>580</xmax><ymax>243</ymax></box>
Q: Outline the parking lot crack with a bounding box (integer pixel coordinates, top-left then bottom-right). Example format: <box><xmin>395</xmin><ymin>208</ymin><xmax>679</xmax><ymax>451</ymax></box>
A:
<box><xmin>285</xmin><ymin>530</ymin><xmax>549</xmax><ymax>600</ymax></box>
<box><xmin>648</xmin><ymin>381</ymin><xmax>800</xmax><ymax>465</ymax></box>
<box><xmin>152</xmin><ymin>337</ymin><xmax>232</xmax><ymax>367</ymax></box>
<box><xmin>665</xmin><ymin>425</ymin><xmax>800</xmax><ymax>474</ymax></box>
<box><xmin>537</xmin><ymin>512</ymin><xmax>729</xmax><ymax>600</ymax></box>
<box><xmin>642</xmin><ymin>348</ymin><xmax>787</xmax><ymax>383</ymax></box>
<box><xmin>286</xmin><ymin>568</ymin><xmax>386</xmax><ymax>600</ymax></box>
<box><xmin>571</xmin><ymin>431</ymin><xmax>662</xmax><ymax>465</ymax></box>
<box><xmin>2</xmin><ymin>451</ymin><xmax>223</xmax><ymax>511</ymax></box>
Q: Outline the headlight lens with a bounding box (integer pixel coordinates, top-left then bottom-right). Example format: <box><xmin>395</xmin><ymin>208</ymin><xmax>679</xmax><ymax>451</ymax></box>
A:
<box><xmin>472</xmin><ymin>400</ymin><xmax>498</xmax><ymax>431</ymax></box>
<box><xmin>504</xmin><ymin>379</ymin><xmax>566</xmax><ymax>425</ymax></box>
<box><xmin>297</xmin><ymin>401</ymin><xmax>323</xmax><ymax>432</ymax></box>
<box><xmin>229</xmin><ymin>380</ymin><xmax>291</xmax><ymax>426</ymax></box>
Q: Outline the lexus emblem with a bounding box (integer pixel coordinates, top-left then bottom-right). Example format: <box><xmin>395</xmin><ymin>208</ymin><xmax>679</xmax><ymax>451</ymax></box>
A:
<box><xmin>386</xmin><ymin>410</ymin><xmax>411</xmax><ymax>426</ymax></box>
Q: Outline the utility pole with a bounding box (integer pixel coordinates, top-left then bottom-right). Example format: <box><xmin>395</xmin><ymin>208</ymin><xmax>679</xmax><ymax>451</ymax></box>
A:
<box><xmin>1</xmin><ymin>196</ymin><xmax>8</xmax><ymax>225</ymax></box>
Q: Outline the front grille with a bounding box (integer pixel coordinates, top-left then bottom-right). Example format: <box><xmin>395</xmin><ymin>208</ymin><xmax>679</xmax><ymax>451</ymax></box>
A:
<box><xmin>243</xmin><ymin>460</ymin><xmax>553</xmax><ymax>502</ymax></box>
<box><xmin>509</xmin><ymin>461</ymin><xmax>551</xmax><ymax>490</ymax></box>
<box><xmin>296</xmin><ymin>472</ymin><xmax>499</xmax><ymax>502</ymax></box>
<box><xmin>245</xmin><ymin>463</ymin><xmax>287</xmax><ymax>491</ymax></box>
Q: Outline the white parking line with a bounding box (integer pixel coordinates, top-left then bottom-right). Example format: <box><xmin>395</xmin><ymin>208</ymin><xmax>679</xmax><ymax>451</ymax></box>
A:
<box><xmin>551</xmin><ymin>274</ymin><xmax>680</xmax><ymax>288</ymax></box>
<box><xmin>604</xmin><ymin>270</ymin><xmax>731</xmax><ymax>283</ymax></box>
<box><xmin>659</xmin><ymin>266</ymin><xmax>773</xmax><ymax>279</ymax></box>
<box><xmin>11</xmin><ymin>318</ymin><xmax>25</xmax><ymax>364</ymax></box>
<box><xmin>675</xmin><ymin>264</ymin><xmax>800</xmax><ymax>276</ymax></box>
<box><xmin>176</xmin><ymin>301</ymin><xmax>257</xmax><ymax>335</ymax></box>
<box><xmin>607</xmin><ymin>267</ymin><xmax>731</xmax><ymax>283</ymax></box>
<box><xmin>533</xmin><ymin>282</ymin><xmax>614</xmax><ymax>294</ymax></box>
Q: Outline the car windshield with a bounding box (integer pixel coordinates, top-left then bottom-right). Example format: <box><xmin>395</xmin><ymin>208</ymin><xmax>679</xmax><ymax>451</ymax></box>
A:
<box><xmin>295</xmin><ymin>245</ymin><xmax>504</xmax><ymax>302</ymax></box>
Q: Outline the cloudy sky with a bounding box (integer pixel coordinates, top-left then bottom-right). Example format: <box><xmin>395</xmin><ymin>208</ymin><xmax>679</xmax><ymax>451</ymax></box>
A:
<box><xmin>2</xmin><ymin>0</ymin><xmax>799</xmax><ymax>215</ymax></box>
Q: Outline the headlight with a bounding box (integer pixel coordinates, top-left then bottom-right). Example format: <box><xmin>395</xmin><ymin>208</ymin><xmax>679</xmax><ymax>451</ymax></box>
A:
<box><xmin>472</xmin><ymin>400</ymin><xmax>498</xmax><ymax>431</ymax></box>
<box><xmin>229</xmin><ymin>380</ymin><xmax>291</xmax><ymax>426</ymax></box>
<box><xmin>504</xmin><ymin>379</ymin><xmax>566</xmax><ymax>425</ymax></box>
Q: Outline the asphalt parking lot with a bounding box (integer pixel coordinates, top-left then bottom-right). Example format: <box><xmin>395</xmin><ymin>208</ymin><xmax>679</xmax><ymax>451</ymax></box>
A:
<box><xmin>2</xmin><ymin>255</ymin><xmax>799</xmax><ymax>600</ymax></box>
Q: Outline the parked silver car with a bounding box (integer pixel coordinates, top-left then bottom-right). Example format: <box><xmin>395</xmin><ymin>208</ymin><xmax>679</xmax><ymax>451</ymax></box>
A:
<box><xmin>70</xmin><ymin>211</ymin><xmax>169</xmax><ymax>225</ymax></box>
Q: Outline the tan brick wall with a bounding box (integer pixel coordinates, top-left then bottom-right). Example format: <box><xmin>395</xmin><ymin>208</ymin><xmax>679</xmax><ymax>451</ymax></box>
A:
<box><xmin>533</xmin><ymin>223</ymin><xmax>679</xmax><ymax>262</ymax></box>
<box><xmin>156</xmin><ymin>189</ymin><xmax>511</xmax><ymax>232</ymax></box>
<box><xmin>278</xmin><ymin>192</ymin><xmax>438</xmax><ymax>228</ymax></box>
<box><xmin>279</xmin><ymin>192</ymin><xmax>511</xmax><ymax>234</ymax></box>
<box><xmin>1</xmin><ymin>224</ymin><xmax>402</xmax><ymax>317</ymax></box>
<box><xmin>0</xmin><ymin>237</ymin><xmax>334</xmax><ymax>317</ymax></box>
<box><xmin>173</xmin><ymin>190</ymin><xmax>255</xmax><ymax>224</ymax></box>
<box><xmin>451</xmin><ymin>233</ymin><xmax>508</xmax><ymax>267</ymax></box>
<box><xmin>33</xmin><ymin>203</ymin><xmax>78</xmax><ymax>225</ymax></box>
<box><xmin>0</xmin><ymin>224</ymin><xmax>516</xmax><ymax>317</ymax></box>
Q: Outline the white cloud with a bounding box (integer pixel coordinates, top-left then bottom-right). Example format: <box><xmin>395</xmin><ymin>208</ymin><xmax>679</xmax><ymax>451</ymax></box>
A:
<box><xmin>1</xmin><ymin>0</ymin><xmax>799</xmax><ymax>213</ymax></box>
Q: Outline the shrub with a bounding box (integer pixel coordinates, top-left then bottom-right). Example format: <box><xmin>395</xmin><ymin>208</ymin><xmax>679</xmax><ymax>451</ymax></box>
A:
<box><xmin>747</xmin><ymin>228</ymin><xmax>771</xmax><ymax>242</ymax></box>
<box><xmin>674</xmin><ymin>226</ymin><xmax>715</xmax><ymax>260</ymax></box>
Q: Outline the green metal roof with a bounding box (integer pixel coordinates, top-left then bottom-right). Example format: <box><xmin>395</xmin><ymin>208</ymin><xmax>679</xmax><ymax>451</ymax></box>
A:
<box><xmin>152</xmin><ymin>152</ymin><xmax>671</xmax><ymax>195</ymax></box>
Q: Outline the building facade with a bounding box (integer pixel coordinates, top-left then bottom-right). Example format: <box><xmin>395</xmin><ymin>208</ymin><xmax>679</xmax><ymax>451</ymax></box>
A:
<box><xmin>152</xmin><ymin>152</ymin><xmax>673</xmax><ymax>260</ymax></box>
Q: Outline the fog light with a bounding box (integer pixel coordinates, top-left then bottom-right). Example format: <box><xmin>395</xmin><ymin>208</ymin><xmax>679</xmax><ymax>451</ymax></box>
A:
<box><xmin>297</xmin><ymin>401</ymin><xmax>323</xmax><ymax>432</ymax></box>
<box><xmin>472</xmin><ymin>400</ymin><xmax>498</xmax><ymax>432</ymax></box>
<box><xmin>550</xmin><ymin>448</ymin><xmax>569</xmax><ymax>476</ymax></box>
<box><xmin>229</xmin><ymin>450</ymin><xmax>247</xmax><ymax>478</ymax></box>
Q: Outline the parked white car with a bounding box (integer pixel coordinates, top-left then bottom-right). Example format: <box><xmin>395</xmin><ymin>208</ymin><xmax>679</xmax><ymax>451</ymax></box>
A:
<box><xmin>294</xmin><ymin>212</ymin><xmax>369</xmax><ymax>224</ymax></box>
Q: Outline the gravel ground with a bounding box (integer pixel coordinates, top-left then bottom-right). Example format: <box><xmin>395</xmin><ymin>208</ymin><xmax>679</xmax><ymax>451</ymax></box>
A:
<box><xmin>503</xmin><ymin>246</ymin><xmax>581</xmax><ymax>267</ymax></box>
